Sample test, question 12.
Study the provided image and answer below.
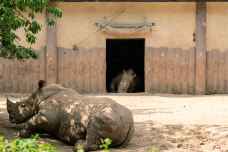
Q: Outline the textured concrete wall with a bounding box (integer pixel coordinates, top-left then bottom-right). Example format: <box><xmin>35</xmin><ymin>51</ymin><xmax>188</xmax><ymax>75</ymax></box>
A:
<box><xmin>207</xmin><ymin>3</ymin><xmax>228</xmax><ymax>52</ymax></box>
<box><xmin>14</xmin><ymin>2</ymin><xmax>228</xmax><ymax>52</ymax></box>
<box><xmin>4</xmin><ymin>2</ymin><xmax>228</xmax><ymax>94</ymax></box>
<box><xmin>2</xmin><ymin>47</ymin><xmax>228</xmax><ymax>94</ymax></box>
<box><xmin>56</xmin><ymin>2</ymin><xmax>196</xmax><ymax>49</ymax></box>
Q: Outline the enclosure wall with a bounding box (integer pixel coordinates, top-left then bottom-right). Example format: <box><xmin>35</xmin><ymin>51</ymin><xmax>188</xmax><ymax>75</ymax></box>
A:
<box><xmin>1</xmin><ymin>2</ymin><xmax>228</xmax><ymax>94</ymax></box>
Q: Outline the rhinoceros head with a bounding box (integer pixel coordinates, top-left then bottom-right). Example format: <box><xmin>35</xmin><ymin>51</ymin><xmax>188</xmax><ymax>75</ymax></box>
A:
<box><xmin>118</xmin><ymin>70</ymin><xmax>136</xmax><ymax>93</ymax></box>
<box><xmin>6</xmin><ymin>98</ymin><xmax>34</xmax><ymax>124</ymax></box>
<box><xmin>6</xmin><ymin>80</ymin><xmax>46</xmax><ymax>124</ymax></box>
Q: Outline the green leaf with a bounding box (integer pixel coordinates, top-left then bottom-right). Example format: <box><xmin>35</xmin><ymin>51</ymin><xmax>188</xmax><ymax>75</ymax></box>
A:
<box><xmin>104</xmin><ymin>138</ymin><xmax>112</xmax><ymax>145</ymax></box>
<box><xmin>76</xmin><ymin>144</ymin><xmax>85</xmax><ymax>152</ymax></box>
<box><xmin>150</xmin><ymin>146</ymin><xmax>160</xmax><ymax>152</ymax></box>
<box><xmin>0</xmin><ymin>0</ymin><xmax>62</xmax><ymax>60</ymax></box>
<box><xmin>54</xmin><ymin>8</ymin><xmax>62</xmax><ymax>17</ymax></box>
<box><xmin>0</xmin><ymin>135</ymin><xmax>57</xmax><ymax>151</ymax></box>
<box><xmin>47</xmin><ymin>18</ymin><xmax>55</xmax><ymax>26</ymax></box>
<box><xmin>26</xmin><ymin>33</ymin><xmax>36</xmax><ymax>44</ymax></box>
<box><xmin>28</xmin><ymin>21</ymin><xmax>41</xmax><ymax>34</ymax></box>
<box><xmin>99</xmin><ymin>138</ymin><xmax>112</xmax><ymax>151</ymax></box>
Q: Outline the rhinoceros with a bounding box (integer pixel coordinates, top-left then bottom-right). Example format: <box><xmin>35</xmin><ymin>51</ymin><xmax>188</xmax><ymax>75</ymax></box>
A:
<box><xmin>6</xmin><ymin>80</ymin><xmax>134</xmax><ymax>151</ymax></box>
<box><xmin>110</xmin><ymin>69</ymin><xmax>143</xmax><ymax>93</ymax></box>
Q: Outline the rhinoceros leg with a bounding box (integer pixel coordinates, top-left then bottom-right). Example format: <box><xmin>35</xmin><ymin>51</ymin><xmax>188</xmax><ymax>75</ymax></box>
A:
<box><xmin>19</xmin><ymin>112</ymin><xmax>47</xmax><ymax>138</ymax></box>
<box><xmin>110</xmin><ymin>73</ymin><xmax>122</xmax><ymax>93</ymax></box>
<box><xmin>77</xmin><ymin>111</ymin><xmax>127</xmax><ymax>151</ymax></box>
<box><xmin>110</xmin><ymin>81</ymin><xmax>116</xmax><ymax>93</ymax></box>
<box><xmin>75</xmin><ymin>117</ymin><xmax>101</xmax><ymax>151</ymax></box>
<box><xmin>19</xmin><ymin>128</ymin><xmax>32</xmax><ymax>138</ymax></box>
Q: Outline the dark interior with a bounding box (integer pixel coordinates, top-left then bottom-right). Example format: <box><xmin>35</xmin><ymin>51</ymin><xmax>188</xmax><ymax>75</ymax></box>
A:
<box><xmin>106</xmin><ymin>38</ymin><xmax>145</xmax><ymax>92</ymax></box>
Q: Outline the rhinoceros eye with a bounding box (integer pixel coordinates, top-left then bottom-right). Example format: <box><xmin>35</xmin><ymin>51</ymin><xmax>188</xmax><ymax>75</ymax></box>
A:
<box><xmin>21</xmin><ymin>103</ymin><xmax>26</xmax><ymax>108</ymax></box>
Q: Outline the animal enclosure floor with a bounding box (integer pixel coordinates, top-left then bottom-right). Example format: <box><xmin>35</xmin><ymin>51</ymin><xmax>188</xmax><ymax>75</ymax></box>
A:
<box><xmin>0</xmin><ymin>93</ymin><xmax>228</xmax><ymax>152</ymax></box>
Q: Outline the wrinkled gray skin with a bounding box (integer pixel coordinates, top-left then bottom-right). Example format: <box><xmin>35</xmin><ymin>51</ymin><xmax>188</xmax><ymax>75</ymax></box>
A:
<box><xmin>6</xmin><ymin>80</ymin><xmax>134</xmax><ymax>151</ymax></box>
<box><xmin>110</xmin><ymin>69</ymin><xmax>142</xmax><ymax>93</ymax></box>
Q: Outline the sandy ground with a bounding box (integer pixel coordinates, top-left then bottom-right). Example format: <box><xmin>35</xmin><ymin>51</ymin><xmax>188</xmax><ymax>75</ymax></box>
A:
<box><xmin>0</xmin><ymin>93</ymin><xmax>228</xmax><ymax>152</ymax></box>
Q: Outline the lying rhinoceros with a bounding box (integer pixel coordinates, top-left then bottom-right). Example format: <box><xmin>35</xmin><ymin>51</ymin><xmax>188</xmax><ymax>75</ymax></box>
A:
<box><xmin>110</xmin><ymin>68</ymin><xmax>143</xmax><ymax>93</ymax></box>
<box><xmin>6</xmin><ymin>80</ymin><xmax>134</xmax><ymax>151</ymax></box>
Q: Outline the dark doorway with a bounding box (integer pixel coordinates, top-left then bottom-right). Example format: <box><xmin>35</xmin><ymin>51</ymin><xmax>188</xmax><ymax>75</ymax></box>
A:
<box><xmin>106</xmin><ymin>38</ymin><xmax>145</xmax><ymax>92</ymax></box>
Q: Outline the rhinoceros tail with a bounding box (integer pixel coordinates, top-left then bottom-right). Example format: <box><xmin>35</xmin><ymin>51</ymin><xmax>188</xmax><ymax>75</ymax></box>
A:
<box><xmin>120</xmin><ymin>121</ymin><xmax>134</xmax><ymax>148</ymax></box>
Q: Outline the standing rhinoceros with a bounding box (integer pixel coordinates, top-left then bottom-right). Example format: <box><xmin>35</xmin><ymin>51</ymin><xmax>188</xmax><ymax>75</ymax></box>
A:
<box><xmin>6</xmin><ymin>80</ymin><xmax>134</xmax><ymax>151</ymax></box>
<box><xmin>110</xmin><ymin>68</ymin><xmax>143</xmax><ymax>93</ymax></box>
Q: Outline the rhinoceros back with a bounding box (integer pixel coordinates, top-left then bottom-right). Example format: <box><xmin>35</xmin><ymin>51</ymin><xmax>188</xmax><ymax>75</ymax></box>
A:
<box><xmin>39</xmin><ymin>84</ymin><xmax>79</xmax><ymax>101</ymax></box>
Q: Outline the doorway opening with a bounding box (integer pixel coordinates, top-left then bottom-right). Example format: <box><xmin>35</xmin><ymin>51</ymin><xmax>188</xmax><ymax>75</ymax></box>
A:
<box><xmin>106</xmin><ymin>38</ymin><xmax>145</xmax><ymax>92</ymax></box>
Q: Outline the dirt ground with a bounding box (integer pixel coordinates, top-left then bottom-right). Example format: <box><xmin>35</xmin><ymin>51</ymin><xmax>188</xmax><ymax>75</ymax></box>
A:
<box><xmin>1</xmin><ymin>93</ymin><xmax>228</xmax><ymax>152</ymax></box>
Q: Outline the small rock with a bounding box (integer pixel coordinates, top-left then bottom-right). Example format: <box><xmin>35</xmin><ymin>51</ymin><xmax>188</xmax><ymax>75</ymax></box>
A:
<box><xmin>177</xmin><ymin>143</ymin><xmax>182</xmax><ymax>148</ymax></box>
<box><xmin>200</xmin><ymin>142</ymin><xmax>205</xmax><ymax>145</ymax></box>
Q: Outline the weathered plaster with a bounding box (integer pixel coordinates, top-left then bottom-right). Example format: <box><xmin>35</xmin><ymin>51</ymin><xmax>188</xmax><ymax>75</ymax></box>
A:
<box><xmin>56</xmin><ymin>2</ymin><xmax>196</xmax><ymax>49</ymax></box>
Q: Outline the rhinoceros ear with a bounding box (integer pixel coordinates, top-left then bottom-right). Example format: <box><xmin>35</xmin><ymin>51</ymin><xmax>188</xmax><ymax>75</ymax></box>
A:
<box><xmin>38</xmin><ymin>80</ymin><xmax>46</xmax><ymax>89</ymax></box>
<box><xmin>6</xmin><ymin>98</ymin><xmax>14</xmax><ymax>107</ymax></box>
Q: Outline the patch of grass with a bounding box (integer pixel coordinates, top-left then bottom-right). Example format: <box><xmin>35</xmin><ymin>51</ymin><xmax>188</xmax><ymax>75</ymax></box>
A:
<box><xmin>150</xmin><ymin>145</ymin><xmax>160</xmax><ymax>152</ymax></box>
<box><xmin>205</xmin><ymin>89</ymin><xmax>218</xmax><ymax>95</ymax></box>
<box><xmin>0</xmin><ymin>133</ymin><xmax>56</xmax><ymax>152</ymax></box>
<box><xmin>75</xmin><ymin>138</ymin><xmax>112</xmax><ymax>152</ymax></box>
<box><xmin>171</xmin><ymin>85</ymin><xmax>181</xmax><ymax>94</ymax></box>
<box><xmin>187</xmin><ymin>86</ymin><xmax>195</xmax><ymax>95</ymax></box>
<box><xmin>99</xmin><ymin>138</ymin><xmax>112</xmax><ymax>152</ymax></box>
<box><xmin>75</xmin><ymin>144</ymin><xmax>84</xmax><ymax>152</ymax></box>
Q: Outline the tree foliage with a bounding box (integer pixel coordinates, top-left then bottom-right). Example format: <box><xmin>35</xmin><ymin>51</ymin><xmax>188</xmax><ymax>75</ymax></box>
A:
<box><xmin>0</xmin><ymin>0</ymin><xmax>62</xmax><ymax>60</ymax></box>
<box><xmin>0</xmin><ymin>134</ymin><xmax>57</xmax><ymax>152</ymax></box>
